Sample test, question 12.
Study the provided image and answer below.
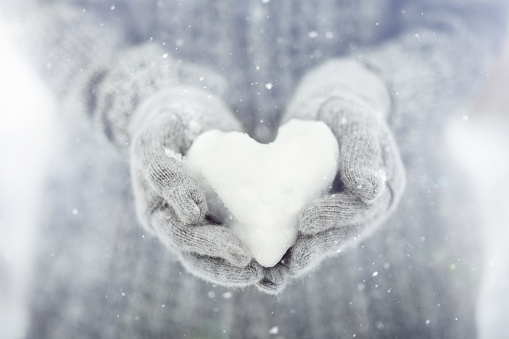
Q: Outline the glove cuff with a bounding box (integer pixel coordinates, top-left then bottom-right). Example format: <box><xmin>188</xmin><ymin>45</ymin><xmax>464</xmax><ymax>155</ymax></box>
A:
<box><xmin>128</xmin><ymin>86</ymin><xmax>238</xmax><ymax>150</ymax></box>
<box><xmin>284</xmin><ymin>59</ymin><xmax>390</xmax><ymax>122</ymax></box>
<box><xmin>94</xmin><ymin>43</ymin><xmax>227</xmax><ymax>149</ymax></box>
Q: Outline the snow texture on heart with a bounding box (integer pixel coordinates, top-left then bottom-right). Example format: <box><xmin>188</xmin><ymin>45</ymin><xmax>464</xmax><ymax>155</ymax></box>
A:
<box><xmin>185</xmin><ymin>119</ymin><xmax>339</xmax><ymax>267</ymax></box>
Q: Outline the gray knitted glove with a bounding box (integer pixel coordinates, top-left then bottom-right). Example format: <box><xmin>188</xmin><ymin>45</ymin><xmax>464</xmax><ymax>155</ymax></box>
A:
<box><xmin>257</xmin><ymin>60</ymin><xmax>406</xmax><ymax>294</ymax></box>
<box><xmin>79</xmin><ymin>40</ymin><xmax>263</xmax><ymax>287</ymax></box>
<box><xmin>129</xmin><ymin>87</ymin><xmax>264</xmax><ymax>287</ymax></box>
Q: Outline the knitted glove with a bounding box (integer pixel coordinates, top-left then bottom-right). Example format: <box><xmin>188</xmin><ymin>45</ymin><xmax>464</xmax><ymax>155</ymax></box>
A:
<box><xmin>89</xmin><ymin>42</ymin><xmax>263</xmax><ymax>286</ymax></box>
<box><xmin>257</xmin><ymin>60</ymin><xmax>406</xmax><ymax>294</ymax></box>
<box><xmin>129</xmin><ymin>87</ymin><xmax>265</xmax><ymax>287</ymax></box>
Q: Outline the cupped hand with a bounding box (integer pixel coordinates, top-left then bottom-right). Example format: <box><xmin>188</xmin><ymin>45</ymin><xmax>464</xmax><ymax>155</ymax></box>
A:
<box><xmin>257</xmin><ymin>95</ymin><xmax>406</xmax><ymax>294</ymax></box>
<box><xmin>130</xmin><ymin>88</ymin><xmax>263</xmax><ymax>287</ymax></box>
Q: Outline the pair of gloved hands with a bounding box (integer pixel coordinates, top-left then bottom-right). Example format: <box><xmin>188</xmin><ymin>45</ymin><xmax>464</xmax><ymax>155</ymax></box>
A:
<box><xmin>128</xmin><ymin>58</ymin><xmax>406</xmax><ymax>294</ymax></box>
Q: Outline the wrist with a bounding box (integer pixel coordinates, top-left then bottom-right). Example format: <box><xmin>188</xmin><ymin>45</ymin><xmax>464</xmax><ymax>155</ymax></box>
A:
<box><xmin>95</xmin><ymin>42</ymin><xmax>227</xmax><ymax>149</ymax></box>
<box><xmin>129</xmin><ymin>86</ymin><xmax>232</xmax><ymax>138</ymax></box>
<box><xmin>285</xmin><ymin>59</ymin><xmax>390</xmax><ymax>122</ymax></box>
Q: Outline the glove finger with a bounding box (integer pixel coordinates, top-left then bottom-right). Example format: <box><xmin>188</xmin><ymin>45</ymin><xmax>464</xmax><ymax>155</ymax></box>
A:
<box><xmin>132</xmin><ymin>166</ymin><xmax>251</xmax><ymax>267</ymax></box>
<box><xmin>299</xmin><ymin>189</ymin><xmax>391</xmax><ymax>235</ymax></box>
<box><xmin>255</xmin><ymin>265</ymin><xmax>291</xmax><ymax>295</ymax></box>
<box><xmin>132</xmin><ymin>119</ymin><xmax>207</xmax><ymax>225</ymax></box>
<box><xmin>179</xmin><ymin>253</ymin><xmax>263</xmax><ymax>287</ymax></box>
<box><xmin>318</xmin><ymin>98</ymin><xmax>386</xmax><ymax>204</ymax></box>
<box><xmin>151</xmin><ymin>208</ymin><xmax>252</xmax><ymax>267</ymax></box>
<box><xmin>287</xmin><ymin>225</ymin><xmax>362</xmax><ymax>277</ymax></box>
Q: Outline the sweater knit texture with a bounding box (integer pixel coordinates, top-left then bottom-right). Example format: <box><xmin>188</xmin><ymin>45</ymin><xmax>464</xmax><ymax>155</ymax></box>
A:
<box><xmin>10</xmin><ymin>0</ymin><xmax>508</xmax><ymax>338</ymax></box>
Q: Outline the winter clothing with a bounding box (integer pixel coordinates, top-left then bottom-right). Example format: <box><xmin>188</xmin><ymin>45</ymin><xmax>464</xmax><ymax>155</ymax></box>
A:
<box><xmin>6</xmin><ymin>0</ymin><xmax>508</xmax><ymax>337</ymax></box>
<box><xmin>274</xmin><ymin>61</ymin><xmax>406</xmax><ymax>290</ymax></box>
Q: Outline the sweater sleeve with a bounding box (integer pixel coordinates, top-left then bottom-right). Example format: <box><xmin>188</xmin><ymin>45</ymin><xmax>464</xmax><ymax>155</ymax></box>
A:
<box><xmin>8</xmin><ymin>1</ymin><xmax>226</xmax><ymax>149</ymax></box>
<box><xmin>356</xmin><ymin>0</ymin><xmax>508</xmax><ymax>129</ymax></box>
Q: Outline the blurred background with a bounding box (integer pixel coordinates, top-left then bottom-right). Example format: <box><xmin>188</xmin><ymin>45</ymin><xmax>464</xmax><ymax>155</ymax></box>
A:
<box><xmin>0</xmin><ymin>17</ymin><xmax>56</xmax><ymax>338</ymax></box>
<box><xmin>447</xmin><ymin>30</ymin><xmax>509</xmax><ymax>338</ymax></box>
<box><xmin>1</xmin><ymin>12</ymin><xmax>508</xmax><ymax>339</ymax></box>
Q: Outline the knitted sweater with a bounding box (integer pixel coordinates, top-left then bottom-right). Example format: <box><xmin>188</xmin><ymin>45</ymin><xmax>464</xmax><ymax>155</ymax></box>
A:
<box><xmin>9</xmin><ymin>0</ymin><xmax>508</xmax><ymax>337</ymax></box>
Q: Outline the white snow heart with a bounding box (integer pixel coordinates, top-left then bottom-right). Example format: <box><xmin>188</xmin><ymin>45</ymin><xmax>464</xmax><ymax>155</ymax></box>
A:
<box><xmin>184</xmin><ymin>119</ymin><xmax>339</xmax><ymax>267</ymax></box>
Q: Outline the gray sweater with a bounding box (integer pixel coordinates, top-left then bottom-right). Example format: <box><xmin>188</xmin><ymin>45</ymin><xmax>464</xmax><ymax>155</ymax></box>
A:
<box><xmin>9</xmin><ymin>0</ymin><xmax>508</xmax><ymax>337</ymax></box>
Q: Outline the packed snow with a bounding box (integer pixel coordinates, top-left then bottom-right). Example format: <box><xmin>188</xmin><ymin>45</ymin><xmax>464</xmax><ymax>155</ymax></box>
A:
<box><xmin>185</xmin><ymin>119</ymin><xmax>339</xmax><ymax>267</ymax></box>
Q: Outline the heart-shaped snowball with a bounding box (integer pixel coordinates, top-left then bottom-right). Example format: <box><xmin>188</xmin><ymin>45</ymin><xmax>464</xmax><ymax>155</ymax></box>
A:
<box><xmin>185</xmin><ymin>119</ymin><xmax>339</xmax><ymax>267</ymax></box>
